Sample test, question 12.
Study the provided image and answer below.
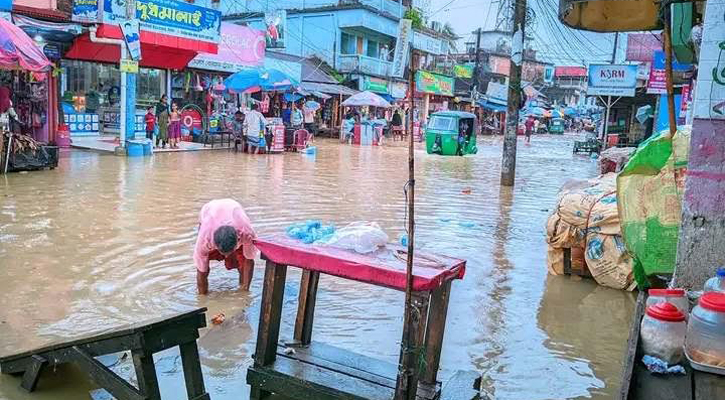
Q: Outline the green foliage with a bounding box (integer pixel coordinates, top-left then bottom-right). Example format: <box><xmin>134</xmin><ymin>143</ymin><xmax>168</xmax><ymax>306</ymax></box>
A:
<box><xmin>404</xmin><ymin>8</ymin><xmax>423</xmax><ymax>29</ymax></box>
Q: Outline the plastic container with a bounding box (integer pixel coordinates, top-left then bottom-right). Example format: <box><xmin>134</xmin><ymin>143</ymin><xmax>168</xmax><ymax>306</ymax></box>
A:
<box><xmin>704</xmin><ymin>268</ymin><xmax>725</xmax><ymax>293</ymax></box>
<box><xmin>647</xmin><ymin>288</ymin><xmax>688</xmax><ymax>317</ymax></box>
<box><xmin>142</xmin><ymin>139</ymin><xmax>153</xmax><ymax>156</ymax></box>
<box><xmin>685</xmin><ymin>292</ymin><xmax>725</xmax><ymax>369</ymax></box>
<box><xmin>125</xmin><ymin>140</ymin><xmax>144</xmax><ymax>157</ymax></box>
<box><xmin>640</xmin><ymin>302</ymin><xmax>687</xmax><ymax>364</ymax></box>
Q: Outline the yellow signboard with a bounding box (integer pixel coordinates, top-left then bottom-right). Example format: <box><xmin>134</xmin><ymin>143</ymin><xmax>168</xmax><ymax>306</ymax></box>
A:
<box><xmin>120</xmin><ymin>59</ymin><xmax>139</xmax><ymax>74</ymax></box>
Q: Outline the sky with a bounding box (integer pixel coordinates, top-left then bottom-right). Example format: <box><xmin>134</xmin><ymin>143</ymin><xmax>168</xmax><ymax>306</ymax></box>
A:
<box><xmin>427</xmin><ymin>0</ymin><xmax>628</xmax><ymax>66</ymax></box>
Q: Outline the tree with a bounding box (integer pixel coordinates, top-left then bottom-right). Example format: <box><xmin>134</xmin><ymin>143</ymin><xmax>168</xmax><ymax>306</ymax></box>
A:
<box><xmin>404</xmin><ymin>8</ymin><xmax>423</xmax><ymax>29</ymax></box>
<box><xmin>441</xmin><ymin>22</ymin><xmax>459</xmax><ymax>53</ymax></box>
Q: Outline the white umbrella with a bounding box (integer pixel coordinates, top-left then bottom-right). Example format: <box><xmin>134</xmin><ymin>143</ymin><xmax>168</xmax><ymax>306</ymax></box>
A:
<box><xmin>341</xmin><ymin>91</ymin><xmax>392</xmax><ymax>108</ymax></box>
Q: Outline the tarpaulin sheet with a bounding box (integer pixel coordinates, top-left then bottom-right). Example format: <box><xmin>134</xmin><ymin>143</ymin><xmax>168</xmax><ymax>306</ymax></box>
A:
<box><xmin>254</xmin><ymin>234</ymin><xmax>466</xmax><ymax>292</ymax></box>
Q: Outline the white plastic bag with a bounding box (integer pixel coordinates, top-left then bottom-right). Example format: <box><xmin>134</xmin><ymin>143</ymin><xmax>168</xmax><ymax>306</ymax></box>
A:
<box><xmin>320</xmin><ymin>221</ymin><xmax>389</xmax><ymax>253</ymax></box>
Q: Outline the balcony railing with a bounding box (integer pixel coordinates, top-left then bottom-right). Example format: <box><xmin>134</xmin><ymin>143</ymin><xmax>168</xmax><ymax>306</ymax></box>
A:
<box><xmin>338</xmin><ymin>54</ymin><xmax>392</xmax><ymax>76</ymax></box>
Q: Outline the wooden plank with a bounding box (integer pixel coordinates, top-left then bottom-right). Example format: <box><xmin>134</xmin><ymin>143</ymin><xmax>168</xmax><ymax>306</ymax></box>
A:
<box><xmin>19</xmin><ymin>355</ymin><xmax>46</xmax><ymax>392</ymax></box>
<box><xmin>70</xmin><ymin>346</ymin><xmax>144</xmax><ymax>400</ymax></box>
<box><xmin>693</xmin><ymin>371</ymin><xmax>725</xmax><ymax>400</ymax></box>
<box><xmin>143</xmin><ymin>315</ymin><xmax>204</xmax><ymax>354</ymax></box>
<box><xmin>395</xmin><ymin>292</ymin><xmax>430</xmax><ymax>400</ymax></box>
<box><xmin>618</xmin><ymin>291</ymin><xmax>646</xmax><ymax>400</ymax></box>
<box><xmin>439</xmin><ymin>370</ymin><xmax>482</xmax><ymax>400</ymax></box>
<box><xmin>132</xmin><ymin>349</ymin><xmax>161</xmax><ymax>400</ymax></box>
<box><xmin>247</xmin><ymin>356</ymin><xmax>393</xmax><ymax>400</ymax></box>
<box><xmin>294</xmin><ymin>270</ymin><xmax>320</xmax><ymax>345</ymax></box>
<box><xmin>254</xmin><ymin>261</ymin><xmax>288</xmax><ymax>367</ymax></box>
<box><xmin>0</xmin><ymin>308</ymin><xmax>207</xmax><ymax>364</ymax></box>
<box><xmin>422</xmin><ymin>280</ymin><xmax>452</xmax><ymax>385</ymax></box>
<box><xmin>179</xmin><ymin>341</ymin><xmax>210</xmax><ymax>400</ymax></box>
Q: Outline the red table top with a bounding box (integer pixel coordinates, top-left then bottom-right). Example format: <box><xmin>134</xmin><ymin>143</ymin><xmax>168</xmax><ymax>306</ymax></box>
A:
<box><xmin>254</xmin><ymin>234</ymin><xmax>466</xmax><ymax>292</ymax></box>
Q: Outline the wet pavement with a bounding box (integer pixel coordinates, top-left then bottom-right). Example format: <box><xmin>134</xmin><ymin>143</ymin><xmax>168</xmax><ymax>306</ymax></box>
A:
<box><xmin>0</xmin><ymin>134</ymin><xmax>636</xmax><ymax>399</ymax></box>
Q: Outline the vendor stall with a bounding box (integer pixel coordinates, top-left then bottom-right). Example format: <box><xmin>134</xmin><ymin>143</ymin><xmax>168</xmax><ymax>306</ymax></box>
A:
<box><xmin>341</xmin><ymin>91</ymin><xmax>392</xmax><ymax>146</ymax></box>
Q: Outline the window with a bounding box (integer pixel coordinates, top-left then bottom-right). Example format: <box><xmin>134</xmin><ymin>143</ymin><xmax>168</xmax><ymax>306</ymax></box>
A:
<box><xmin>428</xmin><ymin>116</ymin><xmax>456</xmax><ymax>131</ymax></box>
<box><xmin>341</xmin><ymin>32</ymin><xmax>356</xmax><ymax>55</ymax></box>
<box><xmin>367</xmin><ymin>39</ymin><xmax>378</xmax><ymax>58</ymax></box>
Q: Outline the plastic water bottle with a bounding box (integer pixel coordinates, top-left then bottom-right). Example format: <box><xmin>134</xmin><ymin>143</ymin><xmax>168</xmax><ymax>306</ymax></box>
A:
<box><xmin>703</xmin><ymin>267</ymin><xmax>725</xmax><ymax>293</ymax></box>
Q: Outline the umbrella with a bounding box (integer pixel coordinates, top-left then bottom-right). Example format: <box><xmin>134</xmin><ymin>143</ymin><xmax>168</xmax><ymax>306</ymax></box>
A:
<box><xmin>304</xmin><ymin>100</ymin><xmax>321</xmax><ymax>111</ymax></box>
<box><xmin>551</xmin><ymin>110</ymin><xmax>563</xmax><ymax>118</ymax></box>
<box><xmin>224</xmin><ymin>68</ymin><xmax>298</xmax><ymax>93</ymax></box>
<box><xmin>564</xmin><ymin>107</ymin><xmax>578</xmax><ymax>117</ymax></box>
<box><xmin>524</xmin><ymin>107</ymin><xmax>545</xmax><ymax>117</ymax></box>
<box><xmin>341</xmin><ymin>91</ymin><xmax>392</xmax><ymax>108</ymax></box>
<box><xmin>0</xmin><ymin>18</ymin><xmax>52</xmax><ymax>72</ymax></box>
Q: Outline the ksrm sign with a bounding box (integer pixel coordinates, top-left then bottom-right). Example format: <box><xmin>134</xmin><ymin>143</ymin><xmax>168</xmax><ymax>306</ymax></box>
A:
<box><xmin>587</xmin><ymin>64</ymin><xmax>638</xmax><ymax>97</ymax></box>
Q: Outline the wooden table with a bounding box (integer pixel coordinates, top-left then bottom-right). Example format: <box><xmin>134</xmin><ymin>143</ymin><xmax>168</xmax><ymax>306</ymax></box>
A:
<box><xmin>248</xmin><ymin>234</ymin><xmax>481</xmax><ymax>400</ymax></box>
<box><xmin>0</xmin><ymin>308</ymin><xmax>210</xmax><ymax>400</ymax></box>
<box><xmin>619</xmin><ymin>292</ymin><xmax>725</xmax><ymax>400</ymax></box>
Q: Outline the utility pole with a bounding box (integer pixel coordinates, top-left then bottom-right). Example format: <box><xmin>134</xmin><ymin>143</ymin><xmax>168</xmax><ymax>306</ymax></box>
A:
<box><xmin>472</xmin><ymin>28</ymin><xmax>482</xmax><ymax>105</ymax></box>
<box><xmin>500</xmin><ymin>0</ymin><xmax>527</xmax><ymax>186</ymax></box>
<box><xmin>611</xmin><ymin>32</ymin><xmax>619</xmax><ymax>64</ymax></box>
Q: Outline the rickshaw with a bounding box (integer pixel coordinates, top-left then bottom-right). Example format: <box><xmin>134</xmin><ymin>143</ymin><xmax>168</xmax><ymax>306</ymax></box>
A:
<box><xmin>425</xmin><ymin>111</ymin><xmax>478</xmax><ymax>156</ymax></box>
<box><xmin>549</xmin><ymin>117</ymin><xmax>565</xmax><ymax>134</ymax></box>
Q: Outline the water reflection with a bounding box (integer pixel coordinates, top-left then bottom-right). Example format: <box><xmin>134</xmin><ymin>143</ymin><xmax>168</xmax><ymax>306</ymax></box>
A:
<box><xmin>0</xmin><ymin>136</ymin><xmax>632</xmax><ymax>399</ymax></box>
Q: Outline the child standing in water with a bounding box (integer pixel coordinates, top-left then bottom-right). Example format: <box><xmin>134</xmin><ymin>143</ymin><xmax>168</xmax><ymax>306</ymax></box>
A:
<box><xmin>169</xmin><ymin>103</ymin><xmax>182</xmax><ymax>149</ymax></box>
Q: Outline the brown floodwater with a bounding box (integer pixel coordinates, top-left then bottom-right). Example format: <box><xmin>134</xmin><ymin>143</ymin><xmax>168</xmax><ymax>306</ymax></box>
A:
<box><xmin>0</xmin><ymin>135</ymin><xmax>636</xmax><ymax>399</ymax></box>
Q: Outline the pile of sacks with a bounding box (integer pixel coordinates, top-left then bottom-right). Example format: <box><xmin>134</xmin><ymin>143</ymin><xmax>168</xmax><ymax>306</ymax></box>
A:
<box><xmin>546</xmin><ymin>173</ymin><xmax>636</xmax><ymax>291</ymax></box>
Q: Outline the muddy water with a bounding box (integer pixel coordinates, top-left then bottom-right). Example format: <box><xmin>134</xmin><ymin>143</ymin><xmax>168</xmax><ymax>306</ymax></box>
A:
<box><xmin>0</xmin><ymin>135</ymin><xmax>635</xmax><ymax>399</ymax></box>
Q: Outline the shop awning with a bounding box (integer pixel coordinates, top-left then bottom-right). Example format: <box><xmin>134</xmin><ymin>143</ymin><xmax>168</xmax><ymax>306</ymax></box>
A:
<box><xmin>299</xmin><ymin>81</ymin><xmax>358</xmax><ymax>96</ymax></box>
<box><xmin>65</xmin><ymin>24</ymin><xmax>218</xmax><ymax>70</ymax></box>
<box><xmin>478</xmin><ymin>100</ymin><xmax>507</xmax><ymax>113</ymax></box>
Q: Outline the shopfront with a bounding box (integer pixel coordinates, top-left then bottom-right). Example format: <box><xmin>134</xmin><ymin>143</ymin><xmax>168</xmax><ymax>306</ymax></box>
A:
<box><xmin>64</xmin><ymin>0</ymin><xmax>221</xmax><ymax>140</ymax></box>
<box><xmin>415</xmin><ymin>71</ymin><xmax>454</xmax><ymax>123</ymax></box>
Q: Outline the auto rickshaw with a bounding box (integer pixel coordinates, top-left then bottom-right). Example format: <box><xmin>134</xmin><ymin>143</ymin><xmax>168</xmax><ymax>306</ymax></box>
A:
<box><xmin>549</xmin><ymin>117</ymin><xmax>565</xmax><ymax>134</ymax></box>
<box><xmin>425</xmin><ymin>111</ymin><xmax>478</xmax><ymax>156</ymax></box>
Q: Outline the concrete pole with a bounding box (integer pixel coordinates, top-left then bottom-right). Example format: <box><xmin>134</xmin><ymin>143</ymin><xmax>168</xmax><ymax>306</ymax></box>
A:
<box><xmin>673</xmin><ymin>0</ymin><xmax>725</xmax><ymax>290</ymax></box>
<box><xmin>500</xmin><ymin>0</ymin><xmax>527</xmax><ymax>186</ymax></box>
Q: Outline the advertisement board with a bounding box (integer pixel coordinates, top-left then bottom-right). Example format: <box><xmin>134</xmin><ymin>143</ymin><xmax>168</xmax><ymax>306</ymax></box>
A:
<box><xmin>188</xmin><ymin>23</ymin><xmax>266</xmax><ymax>72</ymax></box>
<box><xmin>72</xmin><ymin>0</ymin><xmax>101</xmax><ymax>23</ymax></box>
<box><xmin>454</xmin><ymin>64</ymin><xmax>473</xmax><ymax>79</ymax></box>
<box><xmin>587</xmin><ymin>64</ymin><xmax>638</xmax><ymax>97</ymax></box>
<box><xmin>391</xmin><ymin>19</ymin><xmax>412</xmax><ymax>78</ymax></box>
<box><xmin>415</xmin><ymin>71</ymin><xmax>454</xmax><ymax>96</ymax></box>
<box><xmin>362</xmin><ymin>77</ymin><xmax>389</xmax><ymax>93</ymax></box>
<box><xmin>102</xmin><ymin>0</ymin><xmax>222</xmax><ymax>44</ymax></box>
<box><xmin>486</xmin><ymin>82</ymin><xmax>508</xmax><ymax>105</ymax></box>
<box><xmin>264</xmin><ymin>9</ymin><xmax>286</xmax><ymax>49</ymax></box>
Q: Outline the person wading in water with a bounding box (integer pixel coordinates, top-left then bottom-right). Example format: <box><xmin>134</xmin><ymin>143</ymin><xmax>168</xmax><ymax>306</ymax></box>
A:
<box><xmin>193</xmin><ymin>199</ymin><xmax>257</xmax><ymax>294</ymax></box>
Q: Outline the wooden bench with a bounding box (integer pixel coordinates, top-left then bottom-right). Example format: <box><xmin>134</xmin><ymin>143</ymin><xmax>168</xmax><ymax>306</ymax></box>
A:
<box><xmin>619</xmin><ymin>292</ymin><xmax>725</xmax><ymax>400</ymax></box>
<box><xmin>248</xmin><ymin>234</ymin><xmax>481</xmax><ymax>400</ymax></box>
<box><xmin>0</xmin><ymin>308</ymin><xmax>210</xmax><ymax>400</ymax></box>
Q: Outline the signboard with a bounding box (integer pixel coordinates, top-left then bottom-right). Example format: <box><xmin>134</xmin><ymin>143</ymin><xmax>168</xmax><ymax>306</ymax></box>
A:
<box><xmin>646</xmin><ymin>64</ymin><xmax>667</xmax><ymax>94</ymax></box>
<box><xmin>121</xmin><ymin>19</ymin><xmax>142</xmax><ymax>61</ymax></box>
<box><xmin>587</xmin><ymin>64</ymin><xmax>638</xmax><ymax>97</ymax></box>
<box><xmin>647</xmin><ymin>50</ymin><xmax>692</xmax><ymax>94</ymax></box>
<box><xmin>264</xmin><ymin>9</ymin><xmax>285</xmax><ymax>49</ymax></box>
<box><xmin>65</xmin><ymin>113</ymin><xmax>100</xmax><ymax>136</ymax></box>
<box><xmin>486</xmin><ymin>82</ymin><xmax>508</xmax><ymax>105</ymax></box>
<box><xmin>42</xmin><ymin>43</ymin><xmax>61</xmax><ymax>60</ymax></box>
<box><xmin>120</xmin><ymin>59</ymin><xmax>139</xmax><ymax>73</ymax></box>
<box><xmin>415</xmin><ymin>71</ymin><xmax>454</xmax><ymax>96</ymax></box>
<box><xmin>102</xmin><ymin>0</ymin><xmax>222</xmax><ymax>44</ymax></box>
<box><xmin>391</xmin><ymin>82</ymin><xmax>408</xmax><ymax>99</ymax></box>
<box><xmin>412</xmin><ymin>31</ymin><xmax>443</xmax><ymax>55</ymax></box>
<box><xmin>391</xmin><ymin>19</ymin><xmax>412</xmax><ymax>78</ymax></box>
<box><xmin>362</xmin><ymin>77</ymin><xmax>389</xmax><ymax>93</ymax></box>
<box><xmin>544</xmin><ymin>65</ymin><xmax>555</xmax><ymax>83</ymax></box>
<box><xmin>692</xmin><ymin>0</ymin><xmax>725</xmax><ymax>119</ymax></box>
<box><xmin>453</xmin><ymin>64</ymin><xmax>473</xmax><ymax>79</ymax></box>
<box><xmin>72</xmin><ymin>0</ymin><xmax>100</xmax><ymax>22</ymax></box>
<box><xmin>188</xmin><ymin>23</ymin><xmax>266</xmax><ymax>72</ymax></box>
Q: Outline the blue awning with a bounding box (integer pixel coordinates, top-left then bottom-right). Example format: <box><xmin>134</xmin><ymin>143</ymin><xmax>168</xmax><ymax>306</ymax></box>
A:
<box><xmin>378</xmin><ymin>93</ymin><xmax>395</xmax><ymax>103</ymax></box>
<box><xmin>478</xmin><ymin>100</ymin><xmax>507</xmax><ymax>113</ymax></box>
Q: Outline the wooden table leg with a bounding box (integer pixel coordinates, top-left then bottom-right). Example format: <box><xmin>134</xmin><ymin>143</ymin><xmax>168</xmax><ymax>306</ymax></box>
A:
<box><xmin>254</xmin><ymin>260</ymin><xmax>288</xmax><ymax>367</ymax></box>
<box><xmin>421</xmin><ymin>281</ymin><xmax>452</xmax><ymax>385</ymax></box>
<box><xmin>179</xmin><ymin>341</ymin><xmax>210</xmax><ymax>400</ymax></box>
<box><xmin>132</xmin><ymin>349</ymin><xmax>161</xmax><ymax>400</ymax></box>
<box><xmin>294</xmin><ymin>270</ymin><xmax>320</xmax><ymax>345</ymax></box>
<box><xmin>395</xmin><ymin>292</ymin><xmax>430</xmax><ymax>400</ymax></box>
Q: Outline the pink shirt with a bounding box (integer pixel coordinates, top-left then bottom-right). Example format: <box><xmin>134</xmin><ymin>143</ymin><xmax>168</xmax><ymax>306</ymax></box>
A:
<box><xmin>193</xmin><ymin>199</ymin><xmax>258</xmax><ymax>272</ymax></box>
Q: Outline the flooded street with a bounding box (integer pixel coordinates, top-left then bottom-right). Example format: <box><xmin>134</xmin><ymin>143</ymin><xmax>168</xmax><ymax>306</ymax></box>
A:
<box><xmin>0</xmin><ymin>135</ymin><xmax>635</xmax><ymax>399</ymax></box>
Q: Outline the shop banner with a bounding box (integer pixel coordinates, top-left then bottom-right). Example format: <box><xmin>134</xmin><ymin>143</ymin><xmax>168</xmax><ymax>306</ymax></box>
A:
<box><xmin>391</xmin><ymin>82</ymin><xmax>408</xmax><ymax>99</ymax></box>
<box><xmin>486</xmin><ymin>82</ymin><xmax>508</xmax><ymax>105</ymax></box>
<box><xmin>102</xmin><ymin>0</ymin><xmax>221</xmax><ymax>44</ymax></box>
<box><xmin>72</xmin><ymin>0</ymin><xmax>100</xmax><ymax>23</ymax></box>
<box><xmin>647</xmin><ymin>50</ymin><xmax>692</xmax><ymax>94</ymax></box>
<box><xmin>646</xmin><ymin>64</ymin><xmax>666</xmax><ymax>94</ymax></box>
<box><xmin>415</xmin><ymin>71</ymin><xmax>454</xmax><ymax>96</ymax></box>
<box><xmin>363</xmin><ymin>77</ymin><xmax>389</xmax><ymax>93</ymax></box>
<box><xmin>453</xmin><ymin>64</ymin><xmax>473</xmax><ymax>79</ymax></box>
<box><xmin>120</xmin><ymin>59</ymin><xmax>139</xmax><ymax>73</ymax></box>
<box><xmin>121</xmin><ymin>19</ymin><xmax>142</xmax><ymax>61</ymax></box>
<box><xmin>587</xmin><ymin>64</ymin><xmax>637</xmax><ymax>97</ymax></box>
<box><xmin>264</xmin><ymin>9</ymin><xmax>286</xmax><ymax>49</ymax></box>
<box><xmin>188</xmin><ymin>23</ymin><xmax>266</xmax><ymax>72</ymax></box>
<box><xmin>391</xmin><ymin>19</ymin><xmax>412</xmax><ymax>78</ymax></box>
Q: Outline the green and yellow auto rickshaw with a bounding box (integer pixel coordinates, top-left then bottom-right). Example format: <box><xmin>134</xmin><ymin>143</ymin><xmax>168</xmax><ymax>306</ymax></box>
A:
<box><xmin>549</xmin><ymin>118</ymin><xmax>565</xmax><ymax>134</ymax></box>
<box><xmin>425</xmin><ymin>111</ymin><xmax>478</xmax><ymax>156</ymax></box>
